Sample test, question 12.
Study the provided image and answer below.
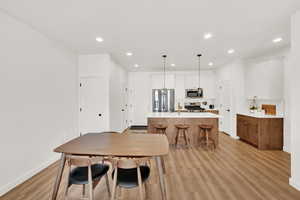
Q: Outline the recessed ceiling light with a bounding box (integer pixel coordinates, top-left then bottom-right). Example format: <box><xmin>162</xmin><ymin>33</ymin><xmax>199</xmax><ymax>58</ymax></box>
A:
<box><xmin>204</xmin><ymin>33</ymin><xmax>213</xmax><ymax>39</ymax></box>
<box><xmin>134</xmin><ymin>64</ymin><xmax>139</xmax><ymax>68</ymax></box>
<box><xmin>208</xmin><ymin>62</ymin><xmax>214</xmax><ymax>66</ymax></box>
<box><xmin>273</xmin><ymin>37</ymin><xmax>283</xmax><ymax>43</ymax></box>
<box><xmin>126</xmin><ymin>52</ymin><xmax>133</xmax><ymax>56</ymax></box>
<box><xmin>170</xmin><ymin>64</ymin><xmax>176</xmax><ymax>67</ymax></box>
<box><xmin>227</xmin><ymin>49</ymin><xmax>235</xmax><ymax>54</ymax></box>
<box><xmin>96</xmin><ymin>37</ymin><xmax>104</xmax><ymax>42</ymax></box>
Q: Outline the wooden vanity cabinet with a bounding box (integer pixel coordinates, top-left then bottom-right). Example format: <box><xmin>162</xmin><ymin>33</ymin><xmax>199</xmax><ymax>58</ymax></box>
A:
<box><xmin>237</xmin><ymin>114</ymin><xmax>283</xmax><ymax>150</ymax></box>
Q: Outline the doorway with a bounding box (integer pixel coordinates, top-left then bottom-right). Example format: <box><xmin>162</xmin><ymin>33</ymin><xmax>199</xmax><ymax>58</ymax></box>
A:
<box><xmin>218</xmin><ymin>80</ymin><xmax>232</xmax><ymax>135</ymax></box>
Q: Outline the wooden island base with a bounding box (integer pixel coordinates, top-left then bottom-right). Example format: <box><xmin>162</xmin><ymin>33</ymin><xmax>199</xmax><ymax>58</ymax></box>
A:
<box><xmin>148</xmin><ymin>117</ymin><xmax>219</xmax><ymax>147</ymax></box>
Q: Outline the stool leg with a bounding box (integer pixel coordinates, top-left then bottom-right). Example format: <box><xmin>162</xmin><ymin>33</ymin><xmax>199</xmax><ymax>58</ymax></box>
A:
<box><xmin>206</xmin><ymin>130</ymin><xmax>209</xmax><ymax>150</ymax></box>
<box><xmin>183</xmin><ymin>129</ymin><xmax>188</xmax><ymax>147</ymax></box>
<box><xmin>199</xmin><ymin>128</ymin><xmax>203</xmax><ymax>147</ymax></box>
<box><xmin>175</xmin><ymin>129</ymin><xmax>179</xmax><ymax>148</ymax></box>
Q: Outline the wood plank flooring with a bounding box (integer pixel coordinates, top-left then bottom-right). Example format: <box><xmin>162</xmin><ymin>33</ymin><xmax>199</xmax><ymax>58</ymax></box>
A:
<box><xmin>1</xmin><ymin>133</ymin><xmax>300</xmax><ymax>200</ymax></box>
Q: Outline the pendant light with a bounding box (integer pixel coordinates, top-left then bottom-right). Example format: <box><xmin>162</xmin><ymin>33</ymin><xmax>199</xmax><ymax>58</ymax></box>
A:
<box><xmin>197</xmin><ymin>54</ymin><xmax>202</xmax><ymax>95</ymax></box>
<box><xmin>162</xmin><ymin>55</ymin><xmax>167</xmax><ymax>89</ymax></box>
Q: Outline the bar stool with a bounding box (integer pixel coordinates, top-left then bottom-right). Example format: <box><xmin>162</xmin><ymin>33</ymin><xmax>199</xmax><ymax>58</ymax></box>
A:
<box><xmin>175</xmin><ymin>124</ymin><xmax>190</xmax><ymax>148</ymax></box>
<box><xmin>198</xmin><ymin>125</ymin><xmax>216</xmax><ymax>150</ymax></box>
<box><xmin>154</xmin><ymin>124</ymin><xmax>168</xmax><ymax>135</ymax></box>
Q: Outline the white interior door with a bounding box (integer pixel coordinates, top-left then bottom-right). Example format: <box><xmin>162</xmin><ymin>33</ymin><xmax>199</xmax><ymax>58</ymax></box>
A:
<box><xmin>121</xmin><ymin>87</ymin><xmax>129</xmax><ymax>130</ymax></box>
<box><xmin>79</xmin><ymin>77</ymin><xmax>109</xmax><ymax>134</ymax></box>
<box><xmin>219</xmin><ymin>81</ymin><xmax>232</xmax><ymax>135</ymax></box>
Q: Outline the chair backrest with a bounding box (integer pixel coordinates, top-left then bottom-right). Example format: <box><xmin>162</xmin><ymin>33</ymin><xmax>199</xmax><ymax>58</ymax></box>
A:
<box><xmin>66</xmin><ymin>156</ymin><xmax>104</xmax><ymax>167</ymax></box>
<box><xmin>109</xmin><ymin>157</ymin><xmax>151</xmax><ymax>169</ymax></box>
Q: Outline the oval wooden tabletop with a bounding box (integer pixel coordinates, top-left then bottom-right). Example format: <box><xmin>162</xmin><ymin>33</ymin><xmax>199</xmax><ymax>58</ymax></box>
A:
<box><xmin>54</xmin><ymin>133</ymin><xmax>169</xmax><ymax>156</ymax></box>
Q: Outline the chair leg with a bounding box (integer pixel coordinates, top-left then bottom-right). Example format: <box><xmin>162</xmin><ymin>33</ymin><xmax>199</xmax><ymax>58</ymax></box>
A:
<box><xmin>137</xmin><ymin>166</ymin><xmax>144</xmax><ymax>200</ymax></box>
<box><xmin>64</xmin><ymin>164</ymin><xmax>71</xmax><ymax>200</ymax></box>
<box><xmin>105</xmin><ymin>173</ymin><xmax>111</xmax><ymax>198</ymax></box>
<box><xmin>111</xmin><ymin>168</ymin><xmax>118</xmax><ymax>200</ymax></box>
<box><xmin>82</xmin><ymin>184</ymin><xmax>86</xmax><ymax>198</ymax></box>
<box><xmin>88</xmin><ymin>165</ymin><xmax>94</xmax><ymax>200</ymax></box>
<box><xmin>93</xmin><ymin>179</ymin><xmax>100</xmax><ymax>189</ymax></box>
<box><xmin>161</xmin><ymin>157</ymin><xmax>166</xmax><ymax>174</ymax></box>
<box><xmin>144</xmin><ymin>181</ymin><xmax>149</xmax><ymax>200</ymax></box>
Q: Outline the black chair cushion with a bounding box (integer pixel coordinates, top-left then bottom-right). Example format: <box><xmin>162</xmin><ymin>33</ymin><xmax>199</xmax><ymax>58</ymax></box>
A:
<box><xmin>69</xmin><ymin>164</ymin><xmax>109</xmax><ymax>185</ymax></box>
<box><xmin>112</xmin><ymin>166</ymin><xmax>150</xmax><ymax>188</ymax></box>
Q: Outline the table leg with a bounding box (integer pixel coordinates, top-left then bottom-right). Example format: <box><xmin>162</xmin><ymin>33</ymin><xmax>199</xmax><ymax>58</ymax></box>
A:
<box><xmin>155</xmin><ymin>156</ymin><xmax>167</xmax><ymax>200</ymax></box>
<box><xmin>51</xmin><ymin>153</ymin><xmax>66</xmax><ymax>200</ymax></box>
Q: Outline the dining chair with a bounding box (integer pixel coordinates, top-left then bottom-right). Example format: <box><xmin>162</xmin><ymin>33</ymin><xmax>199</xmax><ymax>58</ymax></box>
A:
<box><xmin>109</xmin><ymin>157</ymin><xmax>151</xmax><ymax>200</ymax></box>
<box><xmin>64</xmin><ymin>156</ymin><xmax>111</xmax><ymax>200</ymax></box>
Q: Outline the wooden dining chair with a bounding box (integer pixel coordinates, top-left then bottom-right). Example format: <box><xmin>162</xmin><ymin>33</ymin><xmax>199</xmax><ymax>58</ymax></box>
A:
<box><xmin>64</xmin><ymin>156</ymin><xmax>111</xmax><ymax>200</ymax></box>
<box><xmin>109</xmin><ymin>157</ymin><xmax>151</xmax><ymax>200</ymax></box>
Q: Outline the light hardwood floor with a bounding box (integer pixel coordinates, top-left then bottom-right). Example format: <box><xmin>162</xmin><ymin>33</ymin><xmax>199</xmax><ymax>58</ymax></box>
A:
<box><xmin>2</xmin><ymin>133</ymin><xmax>300</xmax><ymax>200</ymax></box>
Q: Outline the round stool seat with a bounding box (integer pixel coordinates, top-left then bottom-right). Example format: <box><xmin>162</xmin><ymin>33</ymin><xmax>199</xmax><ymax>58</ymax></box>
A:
<box><xmin>154</xmin><ymin>124</ymin><xmax>168</xmax><ymax>129</ymax></box>
<box><xmin>199</xmin><ymin>124</ymin><xmax>213</xmax><ymax>129</ymax></box>
<box><xmin>175</xmin><ymin>124</ymin><xmax>190</xmax><ymax>129</ymax></box>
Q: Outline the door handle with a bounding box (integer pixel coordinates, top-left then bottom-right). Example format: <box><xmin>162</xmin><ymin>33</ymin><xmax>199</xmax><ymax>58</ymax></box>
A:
<box><xmin>98</xmin><ymin>114</ymin><xmax>102</xmax><ymax>117</ymax></box>
<box><xmin>226</xmin><ymin>109</ymin><xmax>230</xmax><ymax>112</ymax></box>
<box><xmin>121</xmin><ymin>109</ymin><xmax>125</xmax><ymax>112</ymax></box>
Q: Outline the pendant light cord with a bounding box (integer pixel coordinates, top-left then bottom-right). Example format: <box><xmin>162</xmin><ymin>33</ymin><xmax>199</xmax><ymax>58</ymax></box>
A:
<box><xmin>197</xmin><ymin>54</ymin><xmax>202</xmax><ymax>89</ymax></box>
<box><xmin>162</xmin><ymin>55</ymin><xmax>167</xmax><ymax>89</ymax></box>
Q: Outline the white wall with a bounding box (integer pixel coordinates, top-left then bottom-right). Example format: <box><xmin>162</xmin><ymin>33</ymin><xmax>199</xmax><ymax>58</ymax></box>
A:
<box><xmin>289</xmin><ymin>10</ymin><xmax>300</xmax><ymax>191</ymax></box>
<box><xmin>0</xmin><ymin>11</ymin><xmax>78</xmax><ymax>196</ymax></box>
<box><xmin>245</xmin><ymin>58</ymin><xmax>284</xmax><ymax>100</ymax></box>
<box><xmin>128</xmin><ymin>70</ymin><xmax>217</xmax><ymax>126</ymax></box>
<box><xmin>284</xmin><ymin>52</ymin><xmax>292</xmax><ymax>153</ymax></box>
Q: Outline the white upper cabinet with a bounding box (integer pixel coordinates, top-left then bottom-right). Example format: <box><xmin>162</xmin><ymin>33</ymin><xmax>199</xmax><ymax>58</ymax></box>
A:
<box><xmin>245</xmin><ymin>59</ymin><xmax>283</xmax><ymax>100</ymax></box>
<box><xmin>151</xmin><ymin>74</ymin><xmax>175</xmax><ymax>89</ymax></box>
<box><xmin>184</xmin><ymin>74</ymin><xmax>198</xmax><ymax>89</ymax></box>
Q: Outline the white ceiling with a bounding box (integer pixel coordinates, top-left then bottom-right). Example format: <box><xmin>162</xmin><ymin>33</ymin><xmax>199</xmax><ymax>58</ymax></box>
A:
<box><xmin>0</xmin><ymin>0</ymin><xmax>299</xmax><ymax>71</ymax></box>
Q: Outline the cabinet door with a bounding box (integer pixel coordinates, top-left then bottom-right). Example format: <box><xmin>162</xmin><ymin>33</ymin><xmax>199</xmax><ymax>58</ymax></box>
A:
<box><xmin>151</xmin><ymin>74</ymin><xmax>175</xmax><ymax>89</ymax></box>
<box><xmin>237</xmin><ymin>116</ymin><xmax>248</xmax><ymax>140</ymax></box>
<box><xmin>184</xmin><ymin>74</ymin><xmax>198</xmax><ymax>89</ymax></box>
<box><xmin>248</xmin><ymin>120</ymin><xmax>259</xmax><ymax>146</ymax></box>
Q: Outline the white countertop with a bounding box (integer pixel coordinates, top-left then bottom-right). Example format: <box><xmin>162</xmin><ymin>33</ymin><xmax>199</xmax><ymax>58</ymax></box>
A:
<box><xmin>238</xmin><ymin>112</ymin><xmax>284</xmax><ymax>119</ymax></box>
<box><xmin>148</xmin><ymin>112</ymin><xmax>220</xmax><ymax>118</ymax></box>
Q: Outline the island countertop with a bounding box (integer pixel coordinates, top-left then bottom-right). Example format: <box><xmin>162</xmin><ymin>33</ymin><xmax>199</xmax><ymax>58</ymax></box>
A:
<box><xmin>237</xmin><ymin>112</ymin><xmax>284</xmax><ymax>119</ymax></box>
<box><xmin>148</xmin><ymin>112</ymin><xmax>220</xmax><ymax>118</ymax></box>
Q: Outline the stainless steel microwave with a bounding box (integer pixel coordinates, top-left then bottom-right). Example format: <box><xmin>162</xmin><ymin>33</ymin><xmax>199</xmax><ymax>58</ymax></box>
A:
<box><xmin>185</xmin><ymin>89</ymin><xmax>203</xmax><ymax>98</ymax></box>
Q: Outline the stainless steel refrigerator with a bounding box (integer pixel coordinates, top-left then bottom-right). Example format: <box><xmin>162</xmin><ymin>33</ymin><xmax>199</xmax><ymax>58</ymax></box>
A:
<box><xmin>152</xmin><ymin>89</ymin><xmax>175</xmax><ymax>112</ymax></box>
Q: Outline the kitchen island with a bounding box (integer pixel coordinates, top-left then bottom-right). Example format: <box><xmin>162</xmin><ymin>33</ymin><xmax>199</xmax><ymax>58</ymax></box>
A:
<box><xmin>237</xmin><ymin>113</ymin><xmax>283</xmax><ymax>150</ymax></box>
<box><xmin>147</xmin><ymin>112</ymin><xmax>220</xmax><ymax>147</ymax></box>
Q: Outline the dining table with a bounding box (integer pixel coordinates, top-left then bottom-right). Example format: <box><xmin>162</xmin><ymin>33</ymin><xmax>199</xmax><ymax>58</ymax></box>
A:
<box><xmin>51</xmin><ymin>132</ymin><xmax>169</xmax><ymax>200</ymax></box>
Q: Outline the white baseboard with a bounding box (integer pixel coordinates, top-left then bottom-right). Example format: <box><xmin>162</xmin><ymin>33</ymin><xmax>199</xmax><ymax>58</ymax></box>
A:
<box><xmin>290</xmin><ymin>177</ymin><xmax>300</xmax><ymax>191</ymax></box>
<box><xmin>283</xmin><ymin>146</ymin><xmax>291</xmax><ymax>153</ymax></box>
<box><xmin>0</xmin><ymin>155</ymin><xmax>60</xmax><ymax>197</ymax></box>
<box><xmin>231</xmin><ymin>135</ymin><xmax>240</xmax><ymax>140</ymax></box>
